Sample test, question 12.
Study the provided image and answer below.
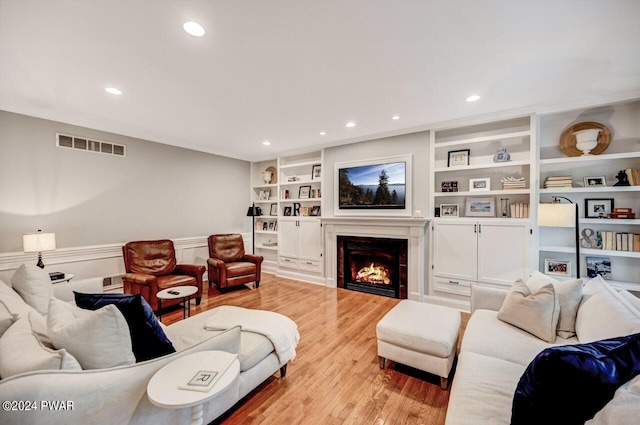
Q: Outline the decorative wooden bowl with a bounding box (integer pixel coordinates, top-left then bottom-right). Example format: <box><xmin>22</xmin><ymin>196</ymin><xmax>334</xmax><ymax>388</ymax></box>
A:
<box><xmin>559</xmin><ymin>122</ymin><xmax>611</xmax><ymax>157</ymax></box>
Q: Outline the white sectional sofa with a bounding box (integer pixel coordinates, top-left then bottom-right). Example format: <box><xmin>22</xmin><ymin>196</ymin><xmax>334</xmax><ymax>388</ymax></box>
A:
<box><xmin>0</xmin><ymin>266</ymin><xmax>299</xmax><ymax>425</ymax></box>
<box><xmin>445</xmin><ymin>274</ymin><xmax>640</xmax><ymax>425</ymax></box>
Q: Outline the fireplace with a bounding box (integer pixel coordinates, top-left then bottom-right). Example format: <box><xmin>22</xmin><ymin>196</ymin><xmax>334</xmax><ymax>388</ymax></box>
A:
<box><xmin>337</xmin><ymin>236</ymin><xmax>407</xmax><ymax>299</ymax></box>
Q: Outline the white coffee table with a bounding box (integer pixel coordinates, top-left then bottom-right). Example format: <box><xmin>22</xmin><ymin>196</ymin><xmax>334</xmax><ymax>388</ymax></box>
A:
<box><xmin>147</xmin><ymin>350</ymin><xmax>240</xmax><ymax>425</ymax></box>
<box><xmin>156</xmin><ymin>285</ymin><xmax>198</xmax><ymax>322</ymax></box>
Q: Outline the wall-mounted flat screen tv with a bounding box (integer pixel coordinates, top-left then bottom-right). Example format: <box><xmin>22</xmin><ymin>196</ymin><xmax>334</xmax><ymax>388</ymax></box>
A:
<box><xmin>338</xmin><ymin>160</ymin><xmax>406</xmax><ymax>210</ymax></box>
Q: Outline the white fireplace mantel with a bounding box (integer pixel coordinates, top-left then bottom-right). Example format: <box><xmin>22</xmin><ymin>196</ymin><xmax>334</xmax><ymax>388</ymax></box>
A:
<box><xmin>321</xmin><ymin>217</ymin><xmax>429</xmax><ymax>301</ymax></box>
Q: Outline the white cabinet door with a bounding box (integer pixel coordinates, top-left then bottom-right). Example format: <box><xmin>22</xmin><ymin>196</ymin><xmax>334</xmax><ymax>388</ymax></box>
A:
<box><xmin>278</xmin><ymin>219</ymin><xmax>299</xmax><ymax>258</ymax></box>
<box><xmin>299</xmin><ymin>219</ymin><xmax>322</xmax><ymax>261</ymax></box>
<box><xmin>433</xmin><ymin>221</ymin><xmax>477</xmax><ymax>281</ymax></box>
<box><xmin>477</xmin><ymin>222</ymin><xmax>530</xmax><ymax>286</ymax></box>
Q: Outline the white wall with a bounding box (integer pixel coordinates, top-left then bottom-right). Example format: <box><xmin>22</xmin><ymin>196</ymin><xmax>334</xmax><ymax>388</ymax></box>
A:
<box><xmin>0</xmin><ymin>111</ymin><xmax>250</xmax><ymax>280</ymax></box>
<box><xmin>323</xmin><ymin>131</ymin><xmax>431</xmax><ymax>217</ymax></box>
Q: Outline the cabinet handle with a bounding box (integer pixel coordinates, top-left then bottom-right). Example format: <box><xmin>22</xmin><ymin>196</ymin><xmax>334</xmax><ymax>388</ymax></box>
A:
<box><xmin>306</xmin><ymin>261</ymin><xmax>312</xmax><ymax>265</ymax></box>
<box><xmin>448</xmin><ymin>280</ymin><xmax>459</xmax><ymax>285</ymax></box>
<box><xmin>478</xmin><ymin>224</ymin><xmax>482</xmax><ymax>233</ymax></box>
<box><xmin>474</xmin><ymin>224</ymin><xmax>477</xmax><ymax>233</ymax></box>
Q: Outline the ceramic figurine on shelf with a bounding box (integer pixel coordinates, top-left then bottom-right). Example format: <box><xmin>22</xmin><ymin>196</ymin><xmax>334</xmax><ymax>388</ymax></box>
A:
<box><xmin>493</xmin><ymin>147</ymin><xmax>511</xmax><ymax>163</ymax></box>
<box><xmin>613</xmin><ymin>170</ymin><xmax>630</xmax><ymax>186</ymax></box>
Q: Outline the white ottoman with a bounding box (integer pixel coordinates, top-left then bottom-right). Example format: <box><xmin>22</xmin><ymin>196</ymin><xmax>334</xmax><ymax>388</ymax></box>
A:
<box><xmin>376</xmin><ymin>299</ymin><xmax>461</xmax><ymax>389</ymax></box>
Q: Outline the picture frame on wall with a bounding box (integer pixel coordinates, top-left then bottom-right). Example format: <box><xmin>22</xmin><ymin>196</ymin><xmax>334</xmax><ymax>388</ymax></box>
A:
<box><xmin>584</xmin><ymin>198</ymin><xmax>614</xmax><ymax>218</ymax></box>
<box><xmin>469</xmin><ymin>178</ymin><xmax>490</xmax><ymax>192</ymax></box>
<box><xmin>545</xmin><ymin>259</ymin><xmax>571</xmax><ymax>277</ymax></box>
<box><xmin>270</xmin><ymin>203</ymin><xmax>277</xmax><ymax>216</ymax></box>
<box><xmin>465</xmin><ymin>197</ymin><xmax>495</xmax><ymax>217</ymax></box>
<box><xmin>440</xmin><ymin>203</ymin><xmax>459</xmax><ymax>217</ymax></box>
<box><xmin>447</xmin><ymin>149</ymin><xmax>470</xmax><ymax>167</ymax></box>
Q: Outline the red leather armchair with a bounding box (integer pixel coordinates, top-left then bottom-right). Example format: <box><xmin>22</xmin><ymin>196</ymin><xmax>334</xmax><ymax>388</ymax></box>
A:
<box><xmin>122</xmin><ymin>239</ymin><xmax>205</xmax><ymax>311</ymax></box>
<box><xmin>207</xmin><ymin>234</ymin><xmax>263</xmax><ymax>291</ymax></box>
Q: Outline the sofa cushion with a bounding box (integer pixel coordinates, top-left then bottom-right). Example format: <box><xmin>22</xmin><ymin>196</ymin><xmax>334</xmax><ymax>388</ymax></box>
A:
<box><xmin>239</xmin><ymin>331</ymin><xmax>276</xmax><ymax>372</ymax></box>
<box><xmin>47</xmin><ymin>298</ymin><xmax>135</xmax><ymax>369</ymax></box>
<box><xmin>497</xmin><ymin>279</ymin><xmax>560</xmax><ymax>343</ymax></box>
<box><xmin>446</xmin><ymin>351</ymin><xmax>527</xmax><ymax>425</ymax></box>
<box><xmin>586</xmin><ymin>374</ymin><xmax>640</xmax><ymax>425</ymax></box>
<box><xmin>0</xmin><ymin>313</ymin><xmax>82</xmax><ymax>378</ymax></box>
<box><xmin>575</xmin><ymin>276</ymin><xmax>640</xmax><ymax>343</ymax></box>
<box><xmin>10</xmin><ymin>264</ymin><xmax>53</xmax><ymax>315</ymax></box>
<box><xmin>619</xmin><ymin>290</ymin><xmax>640</xmax><ymax>311</ymax></box>
<box><xmin>0</xmin><ymin>299</ymin><xmax>19</xmax><ymax>337</ymax></box>
<box><xmin>0</xmin><ymin>280</ymin><xmax>38</xmax><ymax>318</ymax></box>
<box><xmin>526</xmin><ymin>271</ymin><xmax>583</xmax><ymax>339</ymax></box>
<box><xmin>461</xmin><ymin>309</ymin><xmax>576</xmax><ymax>367</ymax></box>
<box><xmin>512</xmin><ymin>333</ymin><xmax>640</xmax><ymax>425</ymax></box>
<box><xmin>74</xmin><ymin>292</ymin><xmax>175</xmax><ymax>362</ymax></box>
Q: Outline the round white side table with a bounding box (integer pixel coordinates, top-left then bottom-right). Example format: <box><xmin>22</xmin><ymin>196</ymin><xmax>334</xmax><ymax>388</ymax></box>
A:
<box><xmin>147</xmin><ymin>350</ymin><xmax>240</xmax><ymax>425</ymax></box>
<box><xmin>156</xmin><ymin>285</ymin><xmax>198</xmax><ymax>322</ymax></box>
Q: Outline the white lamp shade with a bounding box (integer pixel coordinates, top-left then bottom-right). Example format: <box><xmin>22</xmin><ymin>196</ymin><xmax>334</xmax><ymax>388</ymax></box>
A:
<box><xmin>23</xmin><ymin>232</ymin><xmax>56</xmax><ymax>253</ymax></box>
<box><xmin>538</xmin><ymin>203</ymin><xmax>576</xmax><ymax>227</ymax></box>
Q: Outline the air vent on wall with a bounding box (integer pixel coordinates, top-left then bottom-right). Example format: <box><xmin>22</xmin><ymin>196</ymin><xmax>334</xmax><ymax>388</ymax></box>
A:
<box><xmin>56</xmin><ymin>133</ymin><xmax>126</xmax><ymax>157</ymax></box>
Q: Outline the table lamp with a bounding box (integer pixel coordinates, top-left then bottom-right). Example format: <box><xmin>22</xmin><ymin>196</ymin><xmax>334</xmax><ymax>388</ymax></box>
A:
<box><xmin>23</xmin><ymin>229</ymin><xmax>56</xmax><ymax>268</ymax></box>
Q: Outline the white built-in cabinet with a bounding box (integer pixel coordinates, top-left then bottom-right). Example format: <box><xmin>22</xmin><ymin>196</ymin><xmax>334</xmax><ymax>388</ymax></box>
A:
<box><xmin>251</xmin><ymin>150</ymin><xmax>324</xmax><ymax>284</ymax></box>
<box><xmin>432</xmin><ymin>220</ymin><xmax>531</xmax><ymax>298</ymax></box>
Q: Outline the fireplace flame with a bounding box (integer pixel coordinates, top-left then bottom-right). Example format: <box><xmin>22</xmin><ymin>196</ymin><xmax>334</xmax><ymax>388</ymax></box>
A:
<box><xmin>356</xmin><ymin>263</ymin><xmax>391</xmax><ymax>284</ymax></box>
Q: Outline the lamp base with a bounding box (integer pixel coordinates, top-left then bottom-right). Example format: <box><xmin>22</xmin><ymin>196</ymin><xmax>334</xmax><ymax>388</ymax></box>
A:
<box><xmin>36</xmin><ymin>253</ymin><xmax>44</xmax><ymax>269</ymax></box>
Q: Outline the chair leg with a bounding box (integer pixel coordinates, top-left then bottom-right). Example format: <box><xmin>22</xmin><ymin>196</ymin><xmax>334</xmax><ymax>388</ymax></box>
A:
<box><xmin>440</xmin><ymin>377</ymin><xmax>448</xmax><ymax>390</ymax></box>
<box><xmin>280</xmin><ymin>363</ymin><xmax>288</xmax><ymax>378</ymax></box>
<box><xmin>195</xmin><ymin>296</ymin><xmax>201</xmax><ymax>306</ymax></box>
<box><xmin>255</xmin><ymin>281</ymin><xmax>260</xmax><ymax>289</ymax></box>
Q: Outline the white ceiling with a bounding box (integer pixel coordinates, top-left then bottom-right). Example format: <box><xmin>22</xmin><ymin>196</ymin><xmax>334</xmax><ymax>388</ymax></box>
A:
<box><xmin>1</xmin><ymin>0</ymin><xmax>639</xmax><ymax>161</ymax></box>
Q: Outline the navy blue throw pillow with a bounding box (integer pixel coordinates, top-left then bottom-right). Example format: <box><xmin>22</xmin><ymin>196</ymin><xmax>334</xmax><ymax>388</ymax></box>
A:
<box><xmin>74</xmin><ymin>292</ymin><xmax>176</xmax><ymax>362</ymax></box>
<box><xmin>511</xmin><ymin>333</ymin><xmax>640</xmax><ymax>425</ymax></box>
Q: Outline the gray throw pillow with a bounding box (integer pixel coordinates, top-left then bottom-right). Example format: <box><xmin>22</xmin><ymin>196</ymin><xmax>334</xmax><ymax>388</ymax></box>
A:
<box><xmin>498</xmin><ymin>279</ymin><xmax>560</xmax><ymax>343</ymax></box>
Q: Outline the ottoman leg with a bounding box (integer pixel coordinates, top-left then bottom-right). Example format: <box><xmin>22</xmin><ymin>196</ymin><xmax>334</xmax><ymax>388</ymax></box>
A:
<box><xmin>378</xmin><ymin>356</ymin><xmax>386</xmax><ymax>369</ymax></box>
<box><xmin>440</xmin><ymin>376</ymin><xmax>448</xmax><ymax>390</ymax></box>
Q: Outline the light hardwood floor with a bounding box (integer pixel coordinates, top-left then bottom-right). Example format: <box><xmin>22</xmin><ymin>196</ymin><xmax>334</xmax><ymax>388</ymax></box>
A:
<box><xmin>162</xmin><ymin>273</ymin><xmax>469</xmax><ymax>425</ymax></box>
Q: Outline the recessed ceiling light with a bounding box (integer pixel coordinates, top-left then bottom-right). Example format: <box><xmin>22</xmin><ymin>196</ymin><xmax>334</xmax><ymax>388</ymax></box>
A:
<box><xmin>319</xmin><ymin>131</ymin><xmax>326</xmax><ymax>136</ymax></box>
<box><xmin>262</xmin><ymin>140</ymin><xmax>271</xmax><ymax>146</ymax></box>
<box><xmin>465</xmin><ymin>95</ymin><xmax>480</xmax><ymax>102</ymax></box>
<box><xmin>392</xmin><ymin>115</ymin><xmax>400</xmax><ymax>120</ymax></box>
<box><xmin>105</xmin><ymin>87</ymin><xmax>122</xmax><ymax>95</ymax></box>
<box><xmin>183</xmin><ymin>21</ymin><xmax>205</xmax><ymax>37</ymax></box>
<box><xmin>345</xmin><ymin>122</ymin><xmax>356</xmax><ymax>128</ymax></box>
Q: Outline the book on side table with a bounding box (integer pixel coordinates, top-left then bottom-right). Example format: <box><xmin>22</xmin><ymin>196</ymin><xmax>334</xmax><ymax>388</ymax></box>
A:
<box><xmin>178</xmin><ymin>353</ymin><xmax>238</xmax><ymax>393</ymax></box>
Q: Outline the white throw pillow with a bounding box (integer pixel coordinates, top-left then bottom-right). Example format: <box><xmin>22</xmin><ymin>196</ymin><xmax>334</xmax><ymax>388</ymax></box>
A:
<box><xmin>11</xmin><ymin>264</ymin><xmax>53</xmax><ymax>315</ymax></box>
<box><xmin>0</xmin><ymin>313</ymin><xmax>81</xmax><ymax>378</ymax></box>
<box><xmin>575</xmin><ymin>276</ymin><xmax>640</xmax><ymax>343</ymax></box>
<box><xmin>526</xmin><ymin>272</ymin><xmax>583</xmax><ymax>339</ymax></box>
<box><xmin>619</xmin><ymin>290</ymin><xmax>640</xmax><ymax>312</ymax></box>
<box><xmin>0</xmin><ymin>300</ymin><xmax>19</xmax><ymax>338</ymax></box>
<box><xmin>0</xmin><ymin>280</ymin><xmax>37</xmax><ymax>318</ymax></box>
<box><xmin>47</xmin><ymin>298</ymin><xmax>135</xmax><ymax>369</ymax></box>
<box><xmin>498</xmin><ymin>279</ymin><xmax>560</xmax><ymax>343</ymax></box>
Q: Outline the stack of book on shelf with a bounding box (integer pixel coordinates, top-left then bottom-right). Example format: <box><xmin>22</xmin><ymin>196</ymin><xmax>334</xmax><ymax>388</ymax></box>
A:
<box><xmin>625</xmin><ymin>169</ymin><xmax>640</xmax><ymax>185</ymax></box>
<box><xmin>612</xmin><ymin>208</ymin><xmax>635</xmax><ymax>219</ymax></box>
<box><xmin>599</xmin><ymin>231</ymin><xmax>640</xmax><ymax>252</ymax></box>
<box><xmin>544</xmin><ymin>175</ymin><xmax>572</xmax><ymax>188</ymax></box>
<box><xmin>510</xmin><ymin>203</ymin><xmax>529</xmax><ymax>218</ymax></box>
<box><xmin>501</xmin><ymin>177</ymin><xmax>527</xmax><ymax>190</ymax></box>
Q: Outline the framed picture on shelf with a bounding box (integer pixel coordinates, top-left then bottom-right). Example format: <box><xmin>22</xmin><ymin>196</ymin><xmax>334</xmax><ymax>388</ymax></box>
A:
<box><xmin>283</xmin><ymin>206</ymin><xmax>292</xmax><ymax>216</ymax></box>
<box><xmin>310</xmin><ymin>205</ymin><xmax>321</xmax><ymax>216</ymax></box>
<box><xmin>440</xmin><ymin>203</ymin><xmax>459</xmax><ymax>217</ymax></box>
<box><xmin>586</xmin><ymin>256</ymin><xmax>611</xmax><ymax>280</ymax></box>
<box><xmin>465</xmin><ymin>197</ymin><xmax>495</xmax><ymax>217</ymax></box>
<box><xmin>268</xmin><ymin>222</ymin><xmax>275</xmax><ymax>231</ymax></box>
<box><xmin>258</xmin><ymin>189</ymin><xmax>270</xmax><ymax>200</ymax></box>
<box><xmin>584</xmin><ymin>198</ymin><xmax>614</xmax><ymax>218</ymax></box>
<box><xmin>312</xmin><ymin>164</ymin><xmax>322</xmax><ymax>180</ymax></box>
<box><xmin>583</xmin><ymin>176</ymin><xmax>606</xmax><ymax>187</ymax></box>
<box><xmin>447</xmin><ymin>149</ymin><xmax>470</xmax><ymax>167</ymax></box>
<box><xmin>299</xmin><ymin>185</ymin><xmax>311</xmax><ymax>199</ymax></box>
<box><xmin>301</xmin><ymin>207</ymin><xmax>310</xmax><ymax>216</ymax></box>
<box><xmin>441</xmin><ymin>181</ymin><xmax>458</xmax><ymax>192</ymax></box>
<box><xmin>469</xmin><ymin>178</ymin><xmax>490</xmax><ymax>192</ymax></box>
<box><xmin>270</xmin><ymin>203</ymin><xmax>277</xmax><ymax>216</ymax></box>
<box><xmin>545</xmin><ymin>259</ymin><xmax>571</xmax><ymax>277</ymax></box>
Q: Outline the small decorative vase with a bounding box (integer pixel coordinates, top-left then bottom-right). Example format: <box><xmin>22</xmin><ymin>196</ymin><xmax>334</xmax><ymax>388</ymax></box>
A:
<box><xmin>574</xmin><ymin>128</ymin><xmax>601</xmax><ymax>156</ymax></box>
<box><xmin>262</xmin><ymin>171</ymin><xmax>273</xmax><ymax>184</ymax></box>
